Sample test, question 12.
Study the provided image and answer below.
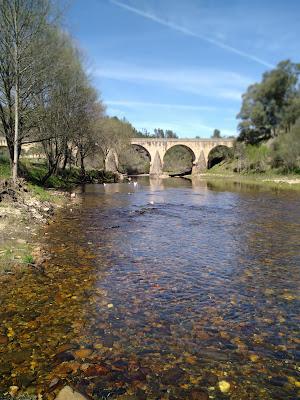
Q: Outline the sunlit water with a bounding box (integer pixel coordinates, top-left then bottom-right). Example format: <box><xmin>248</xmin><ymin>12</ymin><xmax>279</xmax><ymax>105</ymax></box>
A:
<box><xmin>0</xmin><ymin>177</ymin><xmax>299</xmax><ymax>400</ymax></box>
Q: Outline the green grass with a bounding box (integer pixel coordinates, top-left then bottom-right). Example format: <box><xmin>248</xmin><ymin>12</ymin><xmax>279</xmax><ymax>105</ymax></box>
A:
<box><xmin>0</xmin><ymin>242</ymin><xmax>32</xmax><ymax>273</ymax></box>
<box><xmin>22</xmin><ymin>254</ymin><xmax>34</xmax><ymax>265</ymax></box>
<box><xmin>0</xmin><ymin>158</ymin><xmax>11</xmax><ymax>179</ymax></box>
<box><xmin>26</xmin><ymin>183</ymin><xmax>53</xmax><ymax>202</ymax></box>
<box><xmin>21</xmin><ymin>160</ymin><xmax>76</xmax><ymax>189</ymax></box>
<box><xmin>188</xmin><ymin>170</ymin><xmax>300</xmax><ymax>191</ymax></box>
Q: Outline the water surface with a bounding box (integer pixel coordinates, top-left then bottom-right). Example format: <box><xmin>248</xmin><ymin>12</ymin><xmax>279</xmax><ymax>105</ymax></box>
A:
<box><xmin>0</xmin><ymin>177</ymin><xmax>299</xmax><ymax>399</ymax></box>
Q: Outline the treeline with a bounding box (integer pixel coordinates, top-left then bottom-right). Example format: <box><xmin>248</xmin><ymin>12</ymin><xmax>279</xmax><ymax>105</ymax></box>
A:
<box><xmin>0</xmin><ymin>0</ymin><xmax>134</xmax><ymax>184</ymax></box>
<box><xmin>233</xmin><ymin>60</ymin><xmax>300</xmax><ymax>173</ymax></box>
<box><xmin>135</xmin><ymin>128</ymin><xmax>178</xmax><ymax>139</ymax></box>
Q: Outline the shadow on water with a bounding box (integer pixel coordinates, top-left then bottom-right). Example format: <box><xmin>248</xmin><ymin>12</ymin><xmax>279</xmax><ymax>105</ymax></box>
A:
<box><xmin>0</xmin><ymin>177</ymin><xmax>299</xmax><ymax>399</ymax></box>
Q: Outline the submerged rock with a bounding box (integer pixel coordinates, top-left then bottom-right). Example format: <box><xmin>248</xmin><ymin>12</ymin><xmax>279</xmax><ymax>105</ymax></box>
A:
<box><xmin>73</xmin><ymin>348</ymin><xmax>93</xmax><ymax>359</ymax></box>
<box><xmin>218</xmin><ymin>380</ymin><xmax>231</xmax><ymax>393</ymax></box>
<box><xmin>189</xmin><ymin>389</ymin><xmax>209</xmax><ymax>400</ymax></box>
<box><xmin>0</xmin><ymin>334</ymin><xmax>8</xmax><ymax>345</ymax></box>
<box><xmin>16</xmin><ymin>372</ymin><xmax>36</xmax><ymax>388</ymax></box>
<box><xmin>55</xmin><ymin>386</ymin><xmax>88</xmax><ymax>400</ymax></box>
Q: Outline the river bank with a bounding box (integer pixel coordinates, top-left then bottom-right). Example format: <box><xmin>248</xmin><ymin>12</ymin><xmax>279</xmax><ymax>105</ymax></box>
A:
<box><xmin>0</xmin><ymin>156</ymin><xmax>123</xmax><ymax>274</ymax></box>
<box><xmin>0</xmin><ymin>179</ymin><xmax>71</xmax><ymax>274</ymax></box>
<box><xmin>185</xmin><ymin>170</ymin><xmax>300</xmax><ymax>190</ymax></box>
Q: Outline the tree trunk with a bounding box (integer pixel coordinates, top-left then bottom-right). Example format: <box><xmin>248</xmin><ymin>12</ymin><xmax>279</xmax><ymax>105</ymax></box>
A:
<box><xmin>12</xmin><ymin>89</ymin><xmax>19</xmax><ymax>183</ymax></box>
<box><xmin>61</xmin><ymin>145</ymin><xmax>69</xmax><ymax>171</ymax></box>
<box><xmin>41</xmin><ymin>162</ymin><xmax>57</xmax><ymax>184</ymax></box>
<box><xmin>80</xmin><ymin>149</ymin><xmax>85</xmax><ymax>178</ymax></box>
<box><xmin>12</xmin><ymin>4</ymin><xmax>19</xmax><ymax>185</ymax></box>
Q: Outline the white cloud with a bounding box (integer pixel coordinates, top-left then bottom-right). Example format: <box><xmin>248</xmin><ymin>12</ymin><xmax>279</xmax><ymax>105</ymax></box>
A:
<box><xmin>105</xmin><ymin>100</ymin><xmax>217</xmax><ymax>111</ymax></box>
<box><xmin>94</xmin><ymin>63</ymin><xmax>251</xmax><ymax>101</ymax></box>
<box><xmin>110</xmin><ymin>0</ymin><xmax>275</xmax><ymax>69</ymax></box>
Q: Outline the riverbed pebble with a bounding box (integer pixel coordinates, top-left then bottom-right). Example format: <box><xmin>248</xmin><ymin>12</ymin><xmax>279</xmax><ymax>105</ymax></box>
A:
<box><xmin>218</xmin><ymin>380</ymin><xmax>231</xmax><ymax>393</ymax></box>
<box><xmin>55</xmin><ymin>386</ymin><xmax>87</xmax><ymax>400</ymax></box>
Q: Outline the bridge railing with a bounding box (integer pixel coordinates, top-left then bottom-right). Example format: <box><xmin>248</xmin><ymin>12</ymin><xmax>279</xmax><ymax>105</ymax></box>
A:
<box><xmin>131</xmin><ymin>138</ymin><xmax>235</xmax><ymax>143</ymax></box>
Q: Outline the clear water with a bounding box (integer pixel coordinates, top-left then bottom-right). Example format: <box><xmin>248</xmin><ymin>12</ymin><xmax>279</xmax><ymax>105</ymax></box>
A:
<box><xmin>0</xmin><ymin>177</ymin><xmax>299</xmax><ymax>400</ymax></box>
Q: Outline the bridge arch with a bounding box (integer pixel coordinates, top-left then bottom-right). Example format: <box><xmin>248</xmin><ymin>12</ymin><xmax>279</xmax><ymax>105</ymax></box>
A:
<box><xmin>163</xmin><ymin>144</ymin><xmax>196</xmax><ymax>176</ymax></box>
<box><xmin>207</xmin><ymin>145</ymin><xmax>233</xmax><ymax>169</ymax></box>
<box><xmin>131</xmin><ymin>143</ymin><xmax>151</xmax><ymax>161</ymax></box>
<box><xmin>118</xmin><ymin>144</ymin><xmax>151</xmax><ymax>175</ymax></box>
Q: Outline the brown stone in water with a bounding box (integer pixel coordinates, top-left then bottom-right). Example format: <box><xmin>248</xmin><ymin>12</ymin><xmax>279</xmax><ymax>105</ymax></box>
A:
<box><xmin>56</xmin><ymin>343</ymin><xmax>76</xmax><ymax>354</ymax></box>
<box><xmin>0</xmin><ymin>335</ymin><xmax>8</xmax><ymax>345</ymax></box>
<box><xmin>190</xmin><ymin>389</ymin><xmax>209</xmax><ymax>400</ymax></box>
<box><xmin>73</xmin><ymin>349</ymin><xmax>93</xmax><ymax>359</ymax></box>
<box><xmin>83</xmin><ymin>364</ymin><xmax>109</xmax><ymax>377</ymax></box>
<box><xmin>16</xmin><ymin>372</ymin><xmax>36</xmax><ymax>388</ymax></box>
<box><xmin>8</xmin><ymin>349</ymin><xmax>32</xmax><ymax>364</ymax></box>
<box><xmin>160</xmin><ymin>367</ymin><xmax>184</xmax><ymax>384</ymax></box>
<box><xmin>0</xmin><ymin>361</ymin><xmax>12</xmax><ymax>374</ymax></box>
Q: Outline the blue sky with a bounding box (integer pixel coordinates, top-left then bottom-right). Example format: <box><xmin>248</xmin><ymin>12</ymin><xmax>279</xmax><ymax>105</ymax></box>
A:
<box><xmin>67</xmin><ymin>0</ymin><xmax>300</xmax><ymax>138</ymax></box>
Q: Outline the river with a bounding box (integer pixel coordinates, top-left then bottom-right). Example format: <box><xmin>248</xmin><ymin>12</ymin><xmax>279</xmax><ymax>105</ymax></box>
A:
<box><xmin>0</xmin><ymin>177</ymin><xmax>299</xmax><ymax>400</ymax></box>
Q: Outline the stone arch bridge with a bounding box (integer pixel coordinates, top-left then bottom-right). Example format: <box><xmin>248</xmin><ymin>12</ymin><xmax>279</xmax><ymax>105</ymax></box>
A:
<box><xmin>0</xmin><ymin>136</ymin><xmax>235</xmax><ymax>175</ymax></box>
<box><xmin>128</xmin><ymin>138</ymin><xmax>235</xmax><ymax>175</ymax></box>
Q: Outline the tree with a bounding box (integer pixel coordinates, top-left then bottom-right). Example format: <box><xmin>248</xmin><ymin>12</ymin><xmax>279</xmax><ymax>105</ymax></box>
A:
<box><xmin>95</xmin><ymin>116</ymin><xmax>134</xmax><ymax>169</ymax></box>
<box><xmin>212</xmin><ymin>129</ymin><xmax>221</xmax><ymax>138</ymax></box>
<box><xmin>0</xmin><ymin>0</ymin><xmax>52</xmax><ymax>183</ymax></box>
<box><xmin>271</xmin><ymin>120</ymin><xmax>300</xmax><ymax>172</ymax></box>
<box><xmin>165</xmin><ymin>129</ymin><xmax>178</xmax><ymax>138</ymax></box>
<box><xmin>72</xmin><ymin>89</ymin><xmax>105</xmax><ymax>177</ymax></box>
<box><xmin>237</xmin><ymin>60</ymin><xmax>300</xmax><ymax>144</ymax></box>
<box><xmin>154</xmin><ymin>128</ymin><xmax>165</xmax><ymax>138</ymax></box>
<box><xmin>33</xmin><ymin>30</ymin><xmax>99</xmax><ymax>183</ymax></box>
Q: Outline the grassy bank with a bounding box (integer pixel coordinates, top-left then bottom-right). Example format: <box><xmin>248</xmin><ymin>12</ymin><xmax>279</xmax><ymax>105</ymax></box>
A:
<box><xmin>0</xmin><ymin>157</ymin><xmax>118</xmax><ymax>274</ymax></box>
<box><xmin>187</xmin><ymin>166</ymin><xmax>300</xmax><ymax>191</ymax></box>
<box><xmin>0</xmin><ymin>178</ymin><xmax>67</xmax><ymax>274</ymax></box>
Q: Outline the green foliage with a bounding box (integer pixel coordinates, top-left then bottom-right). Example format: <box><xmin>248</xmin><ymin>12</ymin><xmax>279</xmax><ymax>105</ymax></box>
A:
<box><xmin>163</xmin><ymin>146</ymin><xmax>193</xmax><ymax>174</ymax></box>
<box><xmin>271</xmin><ymin>123</ymin><xmax>300</xmax><ymax>172</ymax></box>
<box><xmin>119</xmin><ymin>146</ymin><xmax>150</xmax><ymax>174</ymax></box>
<box><xmin>133</xmin><ymin>128</ymin><xmax>178</xmax><ymax>139</ymax></box>
<box><xmin>26</xmin><ymin>183</ymin><xmax>52</xmax><ymax>202</ymax></box>
<box><xmin>211</xmin><ymin>129</ymin><xmax>221</xmax><ymax>138</ymax></box>
<box><xmin>22</xmin><ymin>254</ymin><xmax>34</xmax><ymax>265</ymax></box>
<box><xmin>238</xmin><ymin>60</ymin><xmax>300</xmax><ymax>144</ymax></box>
<box><xmin>0</xmin><ymin>158</ymin><xmax>11</xmax><ymax>179</ymax></box>
<box><xmin>231</xmin><ymin>143</ymin><xmax>270</xmax><ymax>173</ymax></box>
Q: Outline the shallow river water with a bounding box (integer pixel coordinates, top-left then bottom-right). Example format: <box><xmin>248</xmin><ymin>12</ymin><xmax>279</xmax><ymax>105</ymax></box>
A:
<box><xmin>0</xmin><ymin>177</ymin><xmax>299</xmax><ymax>400</ymax></box>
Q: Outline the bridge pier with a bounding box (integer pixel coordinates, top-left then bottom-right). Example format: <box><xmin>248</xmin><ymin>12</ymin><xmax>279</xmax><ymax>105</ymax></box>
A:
<box><xmin>192</xmin><ymin>150</ymin><xmax>207</xmax><ymax>174</ymax></box>
<box><xmin>150</xmin><ymin>150</ymin><xmax>163</xmax><ymax>175</ymax></box>
<box><xmin>105</xmin><ymin>149</ymin><xmax>119</xmax><ymax>173</ymax></box>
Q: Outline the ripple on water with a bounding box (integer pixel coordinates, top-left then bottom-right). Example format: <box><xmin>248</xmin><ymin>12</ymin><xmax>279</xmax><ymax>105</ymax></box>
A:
<box><xmin>0</xmin><ymin>179</ymin><xmax>299</xmax><ymax>399</ymax></box>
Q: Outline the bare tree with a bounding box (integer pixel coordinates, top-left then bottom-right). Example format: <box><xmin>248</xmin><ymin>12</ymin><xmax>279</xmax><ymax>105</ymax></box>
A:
<box><xmin>95</xmin><ymin>116</ymin><xmax>133</xmax><ymax>166</ymax></box>
<box><xmin>0</xmin><ymin>0</ymin><xmax>51</xmax><ymax>183</ymax></box>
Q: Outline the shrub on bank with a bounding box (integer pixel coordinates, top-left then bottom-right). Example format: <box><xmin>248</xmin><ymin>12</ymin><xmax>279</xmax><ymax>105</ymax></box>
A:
<box><xmin>230</xmin><ymin>142</ymin><xmax>270</xmax><ymax>173</ymax></box>
<box><xmin>270</xmin><ymin>125</ymin><xmax>300</xmax><ymax>173</ymax></box>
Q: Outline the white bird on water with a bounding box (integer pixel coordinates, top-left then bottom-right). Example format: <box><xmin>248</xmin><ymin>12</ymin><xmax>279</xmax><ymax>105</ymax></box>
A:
<box><xmin>133</xmin><ymin>182</ymin><xmax>138</xmax><ymax>187</ymax></box>
<box><xmin>103</xmin><ymin>183</ymin><xmax>106</xmax><ymax>187</ymax></box>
